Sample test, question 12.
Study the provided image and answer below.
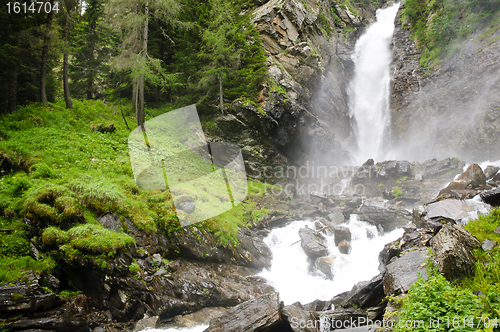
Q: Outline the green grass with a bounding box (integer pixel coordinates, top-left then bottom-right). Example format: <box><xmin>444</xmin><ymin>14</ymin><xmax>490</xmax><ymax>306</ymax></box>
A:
<box><xmin>0</xmin><ymin>256</ymin><xmax>55</xmax><ymax>285</ymax></box>
<box><xmin>392</xmin><ymin>207</ymin><xmax>500</xmax><ymax>331</ymax></box>
<box><xmin>401</xmin><ymin>0</ymin><xmax>500</xmax><ymax>67</ymax></box>
<box><xmin>0</xmin><ymin>99</ymin><xmax>277</xmax><ymax>282</ymax></box>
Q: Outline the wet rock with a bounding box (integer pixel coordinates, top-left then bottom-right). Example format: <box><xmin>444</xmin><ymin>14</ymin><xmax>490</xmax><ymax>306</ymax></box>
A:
<box><xmin>134</xmin><ymin>315</ymin><xmax>159</xmax><ymax>331</ymax></box>
<box><xmin>333</xmin><ymin>226</ymin><xmax>351</xmax><ymax>246</ymax></box>
<box><xmin>173</xmin><ymin>307</ymin><xmax>227</xmax><ymax>327</ymax></box>
<box><xmin>124</xmin><ymin>217</ymin><xmax>167</xmax><ymax>255</ymax></box>
<box><xmin>422</xmin><ymin>158</ymin><xmax>464</xmax><ymax>179</ymax></box>
<box><xmin>303</xmin><ymin>299</ymin><xmax>332</xmax><ymax>312</ymax></box>
<box><xmin>430</xmin><ymin>224</ymin><xmax>480</xmax><ymax>282</ymax></box>
<box><xmin>328</xmin><ymin>208</ymin><xmax>345</xmax><ymax>226</ymax></box>
<box><xmin>358</xmin><ymin>200</ymin><xmax>412</xmax><ymax>231</ymax></box>
<box><xmin>484</xmin><ymin>166</ymin><xmax>500</xmax><ymax>180</ymax></box>
<box><xmin>424</xmin><ymin>199</ymin><xmax>491</xmax><ymax>224</ymax></box>
<box><xmin>440</xmin><ymin>164</ymin><xmax>486</xmax><ymax>195</ymax></box>
<box><xmin>383</xmin><ymin>249</ymin><xmax>429</xmax><ymax>295</ymax></box>
<box><xmin>98</xmin><ymin>213</ymin><xmax>124</xmax><ymax>232</ymax></box>
<box><xmin>0</xmin><ymin>272</ymin><xmax>62</xmax><ymax>315</ymax></box>
<box><xmin>204</xmin><ymin>293</ymin><xmax>287</xmax><ymax>332</ymax></box>
<box><xmin>480</xmin><ymin>187</ymin><xmax>500</xmax><ymax>206</ymax></box>
<box><xmin>299</xmin><ymin>227</ymin><xmax>329</xmax><ymax>259</ymax></box>
<box><xmin>342</xmin><ymin>273</ymin><xmax>384</xmax><ymax>309</ymax></box>
<box><xmin>493</xmin><ymin>172</ymin><xmax>500</xmax><ymax>182</ymax></box>
<box><xmin>315</xmin><ymin>256</ymin><xmax>336</xmax><ymax>279</ymax></box>
<box><xmin>481</xmin><ymin>240</ymin><xmax>496</xmax><ymax>251</ymax></box>
<box><xmin>4</xmin><ymin>303</ymin><xmax>89</xmax><ymax>332</ymax></box>
<box><xmin>168</xmin><ymin>226</ymin><xmax>272</xmax><ymax>269</ymax></box>
<box><xmin>282</xmin><ymin>303</ymin><xmax>317</xmax><ymax>332</ymax></box>
<box><xmin>150</xmin><ymin>260</ymin><xmax>273</xmax><ymax>319</ymax></box>
<box><xmin>338</xmin><ymin>240</ymin><xmax>352</xmax><ymax>255</ymax></box>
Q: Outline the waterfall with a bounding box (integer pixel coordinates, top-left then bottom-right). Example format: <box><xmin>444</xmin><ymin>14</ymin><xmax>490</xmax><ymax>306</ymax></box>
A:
<box><xmin>350</xmin><ymin>3</ymin><xmax>400</xmax><ymax>165</ymax></box>
<box><xmin>259</xmin><ymin>216</ymin><xmax>403</xmax><ymax>305</ymax></box>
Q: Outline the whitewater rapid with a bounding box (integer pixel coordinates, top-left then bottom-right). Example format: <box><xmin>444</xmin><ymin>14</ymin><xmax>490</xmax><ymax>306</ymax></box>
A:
<box><xmin>350</xmin><ymin>3</ymin><xmax>400</xmax><ymax>164</ymax></box>
<box><xmin>259</xmin><ymin>216</ymin><xmax>404</xmax><ymax>305</ymax></box>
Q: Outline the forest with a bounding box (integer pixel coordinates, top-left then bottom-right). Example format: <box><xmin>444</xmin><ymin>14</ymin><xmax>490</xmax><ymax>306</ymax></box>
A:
<box><xmin>0</xmin><ymin>0</ymin><xmax>268</xmax><ymax>125</ymax></box>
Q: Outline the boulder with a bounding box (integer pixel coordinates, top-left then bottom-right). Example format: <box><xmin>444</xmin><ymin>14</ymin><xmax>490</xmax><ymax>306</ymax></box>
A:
<box><xmin>299</xmin><ymin>227</ymin><xmax>329</xmax><ymax>259</ymax></box>
<box><xmin>342</xmin><ymin>273</ymin><xmax>384</xmax><ymax>309</ymax></box>
<box><xmin>493</xmin><ymin>172</ymin><xmax>500</xmax><ymax>182</ymax></box>
<box><xmin>134</xmin><ymin>316</ymin><xmax>159</xmax><ymax>332</ymax></box>
<box><xmin>303</xmin><ymin>299</ymin><xmax>332</xmax><ymax>312</ymax></box>
<box><xmin>315</xmin><ymin>256</ymin><xmax>336</xmax><ymax>279</ymax></box>
<box><xmin>484</xmin><ymin>166</ymin><xmax>500</xmax><ymax>180</ymax></box>
<box><xmin>430</xmin><ymin>224</ymin><xmax>480</xmax><ymax>282</ymax></box>
<box><xmin>204</xmin><ymin>293</ymin><xmax>286</xmax><ymax>332</ymax></box>
<box><xmin>481</xmin><ymin>240</ymin><xmax>496</xmax><ymax>251</ymax></box>
<box><xmin>424</xmin><ymin>199</ymin><xmax>491</xmax><ymax>224</ymax></box>
<box><xmin>173</xmin><ymin>307</ymin><xmax>227</xmax><ymax>327</ymax></box>
<box><xmin>423</xmin><ymin>158</ymin><xmax>464</xmax><ymax>179</ymax></box>
<box><xmin>358</xmin><ymin>200</ymin><xmax>412</xmax><ymax>231</ymax></box>
<box><xmin>282</xmin><ymin>303</ymin><xmax>318</xmax><ymax>332</ymax></box>
<box><xmin>333</xmin><ymin>226</ymin><xmax>352</xmax><ymax>246</ymax></box>
<box><xmin>338</xmin><ymin>240</ymin><xmax>352</xmax><ymax>255</ymax></box>
<box><xmin>328</xmin><ymin>208</ymin><xmax>345</xmax><ymax>226</ymax></box>
<box><xmin>383</xmin><ymin>249</ymin><xmax>429</xmax><ymax>295</ymax></box>
<box><xmin>439</xmin><ymin>163</ymin><xmax>486</xmax><ymax>195</ymax></box>
<box><xmin>480</xmin><ymin>187</ymin><xmax>500</xmax><ymax>206</ymax></box>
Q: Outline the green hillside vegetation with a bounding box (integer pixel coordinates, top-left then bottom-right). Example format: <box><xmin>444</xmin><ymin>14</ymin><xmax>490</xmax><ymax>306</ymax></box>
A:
<box><xmin>401</xmin><ymin>0</ymin><xmax>500</xmax><ymax>67</ymax></box>
<box><xmin>392</xmin><ymin>208</ymin><xmax>500</xmax><ymax>332</ymax></box>
<box><xmin>0</xmin><ymin>100</ymin><xmax>275</xmax><ymax>284</ymax></box>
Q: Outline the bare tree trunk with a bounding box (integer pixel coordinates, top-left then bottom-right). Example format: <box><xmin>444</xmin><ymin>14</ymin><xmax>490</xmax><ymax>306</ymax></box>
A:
<box><xmin>39</xmin><ymin>1</ymin><xmax>54</xmax><ymax>103</ymax></box>
<box><xmin>137</xmin><ymin>0</ymin><xmax>149</xmax><ymax>131</ymax></box>
<box><xmin>219</xmin><ymin>70</ymin><xmax>223</xmax><ymax>112</ymax></box>
<box><xmin>63</xmin><ymin>11</ymin><xmax>73</xmax><ymax>109</ymax></box>
<box><xmin>132</xmin><ymin>77</ymin><xmax>138</xmax><ymax>114</ymax></box>
<box><xmin>7</xmin><ymin>68</ymin><xmax>17</xmax><ymax>113</ymax></box>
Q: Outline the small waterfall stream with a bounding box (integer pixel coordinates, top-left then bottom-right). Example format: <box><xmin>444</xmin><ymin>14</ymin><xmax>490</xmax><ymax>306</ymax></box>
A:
<box><xmin>350</xmin><ymin>3</ymin><xmax>400</xmax><ymax>164</ymax></box>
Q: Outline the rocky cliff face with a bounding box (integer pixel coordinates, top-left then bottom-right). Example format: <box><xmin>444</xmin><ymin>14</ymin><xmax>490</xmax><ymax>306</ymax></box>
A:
<box><xmin>210</xmin><ymin>0</ymin><xmax>383</xmax><ymax>177</ymax></box>
<box><xmin>389</xmin><ymin>4</ymin><xmax>500</xmax><ymax>162</ymax></box>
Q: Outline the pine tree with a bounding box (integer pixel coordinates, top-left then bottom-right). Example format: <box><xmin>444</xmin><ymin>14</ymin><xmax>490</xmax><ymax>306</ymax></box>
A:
<box><xmin>109</xmin><ymin>0</ymin><xmax>183</xmax><ymax>129</ymax></box>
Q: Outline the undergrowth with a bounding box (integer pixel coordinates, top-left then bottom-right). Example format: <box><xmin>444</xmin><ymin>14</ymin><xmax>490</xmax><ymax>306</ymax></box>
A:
<box><xmin>401</xmin><ymin>0</ymin><xmax>500</xmax><ymax>67</ymax></box>
<box><xmin>0</xmin><ymin>99</ymin><xmax>273</xmax><ymax>282</ymax></box>
<box><xmin>392</xmin><ymin>207</ymin><xmax>500</xmax><ymax>331</ymax></box>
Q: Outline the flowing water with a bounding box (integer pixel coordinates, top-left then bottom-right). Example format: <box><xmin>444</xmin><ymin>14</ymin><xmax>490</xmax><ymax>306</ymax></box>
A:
<box><xmin>259</xmin><ymin>216</ymin><xmax>404</xmax><ymax>305</ymax></box>
<box><xmin>349</xmin><ymin>3</ymin><xmax>400</xmax><ymax>165</ymax></box>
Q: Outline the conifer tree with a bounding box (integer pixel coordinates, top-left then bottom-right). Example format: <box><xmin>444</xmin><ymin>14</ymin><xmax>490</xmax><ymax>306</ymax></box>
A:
<box><xmin>110</xmin><ymin>0</ymin><xmax>182</xmax><ymax>129</ymax></box>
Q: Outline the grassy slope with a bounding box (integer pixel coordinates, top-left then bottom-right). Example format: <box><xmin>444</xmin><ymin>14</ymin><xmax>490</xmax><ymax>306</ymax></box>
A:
<box><xmin>392</xmin><ymin>208</ymin><xmax>500</xmax><ymax>331</ymax></box>
<box><xmin>0</xmin><ymin>100</ymin><xmax>275</xmax><ymax>284</ymax></box>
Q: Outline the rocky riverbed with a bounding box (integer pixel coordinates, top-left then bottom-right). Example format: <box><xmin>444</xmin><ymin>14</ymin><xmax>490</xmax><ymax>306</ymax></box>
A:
<box><xmin>2</xmin><ymin>159</ymin><xmax>499</xmax><ymax>331</ymax></box>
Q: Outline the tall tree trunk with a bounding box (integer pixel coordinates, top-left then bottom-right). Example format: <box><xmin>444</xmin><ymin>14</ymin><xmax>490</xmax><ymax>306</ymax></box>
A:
<box><xmin>137</xmin><ymin>0</ymin><xmax>149</xmax><ymax>131</ymax></box>
<box><xmin>219</xmin><ymin>70</ymin><xmax>223</xmax><ymax>112</ymax></box>
<box><xmin>132</xmin><ymin>77</ymin><xmax>138</xmax><ymax>115</ymax></box>
<box><xmin>63</xmin><ymin>11</ymin><xmax>73</xmax><ymax>109</ymax></box>
<box><xmin>39</xmin><ymin>1</ymin><xmax>54</xmax><ymax>103</ymax></box>
<box><xmin>7</xmin><ymin>68</ymin><xmax>18</xmax><ymax>114</ymax></box>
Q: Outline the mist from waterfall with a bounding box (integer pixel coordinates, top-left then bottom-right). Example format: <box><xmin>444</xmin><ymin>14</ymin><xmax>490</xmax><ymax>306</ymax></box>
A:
<box><xmin>349</xmin><ymin>3</ymin><xmax>400</xmax><ymax>165</ymax></box>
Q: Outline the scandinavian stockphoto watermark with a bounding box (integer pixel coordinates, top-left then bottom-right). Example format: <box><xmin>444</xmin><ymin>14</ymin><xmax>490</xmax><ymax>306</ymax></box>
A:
<box><xmin>128</xmin><ymin>105</ymin><xmax>248</xmax><ymax>227</ymax></box>
<box><xmin>127</xmin><ymin>105</ymin><xmax>378</xmax><ymax>225</ymax></box>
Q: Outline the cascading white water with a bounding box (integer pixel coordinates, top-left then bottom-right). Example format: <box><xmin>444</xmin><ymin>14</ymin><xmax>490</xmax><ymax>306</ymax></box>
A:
<box><xmin>350</xmin><ymin>3</ymin><xmax>400</xmax><ymax>165</ymax></box>
<box><xmin>259</xmin><ymin>216</ymin><xmax>403</xmax><ymax>305</ymax></box>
